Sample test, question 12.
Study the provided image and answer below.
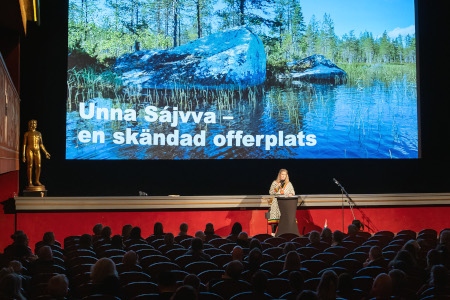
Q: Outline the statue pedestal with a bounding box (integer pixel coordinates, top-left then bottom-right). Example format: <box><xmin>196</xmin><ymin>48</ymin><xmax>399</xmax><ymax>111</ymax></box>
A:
<box><xmin>23</xmin><ymin>186</ymin><xmax>47</xmax><ymax>197</ymax></box>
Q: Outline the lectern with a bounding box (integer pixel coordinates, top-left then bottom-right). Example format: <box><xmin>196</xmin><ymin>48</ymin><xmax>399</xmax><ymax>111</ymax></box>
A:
<box><xmin>275</xmin><ymin>196</ymin><xmax>300</xmax><ymax>237</ymax></box>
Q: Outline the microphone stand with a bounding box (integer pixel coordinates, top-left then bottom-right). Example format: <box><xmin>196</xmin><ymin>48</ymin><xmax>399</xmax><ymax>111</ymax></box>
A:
<box><xmin>334</xmin><ymin>180</ymin><xmax>356</xmax><ymax>231</ymax></box>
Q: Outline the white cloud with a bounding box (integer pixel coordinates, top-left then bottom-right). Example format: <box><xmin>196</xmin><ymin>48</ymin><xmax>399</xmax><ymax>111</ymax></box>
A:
<box><xmin>388</xmin><ymin>25</ymin><xmax>415</xmax><ymax>38</ymax></box>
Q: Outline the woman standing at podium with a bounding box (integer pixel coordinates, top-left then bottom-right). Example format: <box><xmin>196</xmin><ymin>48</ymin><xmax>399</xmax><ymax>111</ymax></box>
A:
<box><xmin>268</xmin><ymin>169</ymin><xmax>295</xmax><ymax>235</ymax></box>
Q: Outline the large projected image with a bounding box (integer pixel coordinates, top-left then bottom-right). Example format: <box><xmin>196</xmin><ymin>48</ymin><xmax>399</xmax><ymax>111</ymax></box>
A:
<box><xmin>66</xmin><ymin>0</ymin><xmax>417</xmax><ymax>160</ymax></box>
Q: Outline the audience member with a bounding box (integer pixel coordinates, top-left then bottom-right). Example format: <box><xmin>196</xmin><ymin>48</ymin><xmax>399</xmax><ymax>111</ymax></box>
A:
<box><xmin>116</xmin><ymin>250</ymin><xmax>142</xmax><ymax>274</ymax></box>
<box><xmin>183</xmin><ymin>273</ymin><xmax>201</xmax><ymax>293</ymax></box>
<box><xmin>226</xmin><ymin>222</ymin><xmax>243</xmax><ymax>242</ymax></box>
<box><xmin>0</xmin><ymin>272</ymin><xmax>27</xmax><ymax>300</ymax></box>
<box><xmin>185</xmin><ymin>237</ymin><xmax>211</xmax><ymax>261</ymax></box>
<box><xmin>146</xmin><ymin>222</ymin><xmax>165</xmax><ymax>244</ymax></box>
<box><xmin>316</xmin><ymin>269</ymin><xmax>338</xmax><ymax>300</ymax></box>
<box><xmin>297</xmin><ymin>290</ymin><xmax>319</xmax><ymax>300</ymax></box>
<box><xmin>34</xmin><ymin>231</ymin><xmax>59</xmax><ymax>254</ymax></box>
<box><xmin>124</xmin><ymin>226</ymin><xmax>147</xmax><ymax>248</ymax></box>
<box><xmin>78</xmin><ymin>233</ymin><xmax>94</xmax><ymax>250</ymax></box>
<box><xmin>27</xmin><ymin>245</ymin><xmax>55</xmax><ymax>275</ymax></box>
<box><xmin>281</xmin><ymin>270</ymin><xmax>304</xmax><ymax>300</ymax></box>
<box><xmin>174</xmin><ymin>223</ymin><xmax>193</xmax><ymax>244</ymax></box>
<box><xmin>3</xmin><ymin>231</ymin><xmax>36</xmax><ymax>265</ymax></box>
<box><xmin>159</xmin><ymin>232</ymin><xmax>183</xmax><ymax>254</ymax></box>
<box><xmin>369</xmin><ymin>273</ymin><xmax>393</xmax><ymax>300</ymax></box>
<box><xmin>236</xmin><ymin>231</ymin><xmax>250</xmax><ymax>248</ymax></box>
<box><xmin>47</xmin><ymin>274</ymin><xmax>70</xmax><ymax>299</ymax></box>
<box><xmin>351</xmin><ymin>220</ymin><xmax>364</xmax><ymax>231</ymax></box>
<box><xmin>90</xmin><ymin>257</ymin><xmax>122</xmax><ymax>297</ymax></box>
<box><xmin>283</xmin><ymin>242</ymin><xmax>298</xmax><ymax>255</ymax></box>
<box><xmin>331</xmin><ymin>230</ymin><xmax>345</xmax><ymax>246</ymax></box>
<box><xmin>320</xmin><ymin>227</ymin><xmax>333</xmax><ymax>245</ymax></box>
<box><xmin>157</xmin><ymin>270</ymin><xmax>178</xmax><ymax>299</ymax></box>
<box><xmin>92</xmin><ymin>223</ymin><xmax>103</xmax><ymax>244</ymax></box>
<box><xmin>307</xmin><ymin>230</ymin><xmax>328</xmax><ymax>251</ymax></box>
<box><xmin>110</xmin><ymin>234</ymin><xmax>125</xmax><ymax>250</ymax></box>
<box><xmin>247</xmin><ymin>269</ymin><xmax>271</xmax><ymax>299</ymax></box>
<box><xmin>363</xmin><ymin>245</ymin><xmax>388</xmax><ymax>270</ymax></box>
<box><xmin>242</xmin><ymin>247</ymin><xmax>263</xmax><ymax>282</ymax></box>
<box><xmin>194</xmin><ymin>230</ymin><xmax>206</xmax><ymax>242</ymax></box>
<box><xmin>121</xmin><ymin>224</ymin><xmax>133</xmax><ymax>241</ymax></box>
<box><xmin>388</xmin><ymin>268</ymin><xmax>418</xmax><ymax>299</ymax></box>
<box><xmin>283</xmin><ymin>250</ymin><xmax>302</xmax><ymax>273</ymax></box>
<box><xmin>417</xmin><ymin>264</ymin><xmax>450</xmax><ymax>297</ymax></box>
<box><xmin>231</xmin><ymin>245</ymin><xmax>244</xmax><ymax>262</ymax></box>
<box><xmin>170</xmin><ymin>285</ymin><xmax>198</xmax><ymax>300</ymax></box>
<box><xmin>249</xmin><ymin>238</ymin><xmax>263</xmax><ymax>251</ymax></box>
<box><xmin>204</xmin><ymin>223</ymin><xmax>220</xmax><ymax>241</ymax></box>
<box><xmin>96</xmin><ymin>226</ymin><xmax>112</xmax><ymax>247</ymax></box>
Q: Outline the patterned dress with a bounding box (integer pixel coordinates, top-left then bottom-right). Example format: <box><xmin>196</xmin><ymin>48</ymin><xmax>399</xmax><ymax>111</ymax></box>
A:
<box><xmin>268</xmin><ymin>181</ymin><xmax>295</xmax><ymax>223</ymax></box>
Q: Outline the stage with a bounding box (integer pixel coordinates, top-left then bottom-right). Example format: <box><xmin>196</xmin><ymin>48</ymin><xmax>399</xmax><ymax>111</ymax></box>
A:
<box><xmin>5</xmin><ymin>193</ymin><xmax>450</xmax><ymax>250</ymax></box>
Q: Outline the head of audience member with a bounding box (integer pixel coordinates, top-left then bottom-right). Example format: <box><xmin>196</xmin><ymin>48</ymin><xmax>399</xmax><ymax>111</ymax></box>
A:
<box><xmin>10</xmin><ymin>230</ymin><xmax>26</xmax><ymax>243</ymax></box>
<box><xmin>369</xmin><ymin>245</ymin><xmax>384</xmax><ymax>261</ymax></box>
<box><xmin>38</xmin><ymin>245</ymin><xmax>54</xmax><ymax>261</ymax></box>
<box><xmin>288</xmin><ymin>270</ymin><xmax>304</xmax><ymax>294</ymax></box>
<box><xmin>439</xmin><ymin>230</ymin><xmax>450</xmax><ymax>247</ymax></box>
<box><xmin>122</xmin><ymin>224</ymin><xmax>133</xmax><ymax>240</ymax></box>
<box><xmin>401</xmin><ymin>239</ymin><xmax>421</xmax><ymax>261</ymax></box>
<box><xmin>332</xmin><ymin>230</ymin><xmax>345</xmax><ymax>245</ymax></box>
<box><xmin>170</xmin><ymin>285</ymin><xmax>198</xmax><ymax>300</ymax></box>
<box><xmin>283</xmin><ymin>241</ymin><xmax>297</xmax><ymax>254</ymax></box>
<box><xmin>164</xmin><ymin>232</ymin><xmax>175</xmax><ymax>245</ymax></box>
<box><xmin>204</xmin><ymin>223</ymin><xmax>215</xmax><ymax>235</ymax></box>
<box><xmin>370</xmin><ymin>273</ymin><xmax>393</xmax><ymax>299</ymax></box>
<box><xmin>316</xmin><ymin>269</ymin><xmax>338</xmax><ymax>300</ymax></box>
<box><xmin>90</xmin><ymin>257</ymin><xmax>118</xmax><ymax>284</ymax></box>
<box><xmin>347</xmin><ymin>224</ymin><xmax>358</xmax><ymax>235</ymax></box>
<box><xmin>47</xmin><ymin>274</ymin><xmax>69</xmax><ymax>299</ymax></box>
<box><xmin>352</xmin><ymin>219</ymin><xmax>363</xmax><ymax>231</ymax></box>
<box><xmin>236</xmin><ymin>231</ymin><xmax>249</xmax><ymax>248</ymax></box>
<box><xmin>190</xmin><ymin>237</ymin><xmax>205</xmax><ymax>252</ymax></box>
<box><xmin>321</xmin><ymin>227</ymin><xmax>333</xmax><ymax>243</ymax></box>
<box><xmin>0</xmin><ymin>272</ymin><xmax>26</xmax><ymax>300</ymax></box>
<box><xmin>179</xmin><ymin>223</ymin><xmax>189</xmax><ymax>236</ymax></box>
<box><xmin>247</xmin><ymin>247</ymin><xmax>263</xmax><ymax>271</ymax></box>
<box><xmin>79</xmin><ymin>233</ymin><xmax>93</xmax><ymax>249</ymax></box>
<box><xmin>297</xmin><ymin>290</ymin><xmax>319</xmax><ymax>300</ymax></box>
<box><xmin>129</xmin><ymin>226</ymin><xmax>143</xmax><ymax>239</ymax></box>
<box><xmin>183</xmin><ymin>274</ymin><xmax>201</xmax><ymax>293</ymax></box>
<box><xmin>249</xmin><ymin>238</ymin><xmax>262</xmax><ymax>251</ymax></box>
<box><xmin>388</xmin><ymin>268</ymin><xmax>408</xmax><ymax>294</ymax></box>
<box><xmin>123</xmin><ymin>250</ymin><xmax>139</xmax><ymax>266</ymax></box>
<box><xmin>251</xmin><ymin>270</ymin><xmax>268</xmax><ymax>294</ymax></box>
<box><xmin>429</xmin><ymin>264</ymin><xmax>449</xmax><ymax>288</ymax></box>
<box><xmin>111</xmin><ymin>234</ymin><xmax>124</xmax><ymax>249</ymax></box>
<box><xmin>194</xmin><ymin>230</ymin><xmax>206</xmax><ymax>241</ymax></box>
<box><xmin>283</xmin><ymin>250</ymin><xmax>301</xmax><ymax>271</ymax></box>
<box><xmin>231</xmin><ymin>246</ymin><xmax>244</xmax><ymax>261</ymax></box>
<box><xmin>223</xmin><ymin>260</ymin><xmax>244</xmax><ymax>280</ymax></box>
<box><xmin>8</xmin><ymin>261</ymin><xmax>23</xmax><ymax>274</ymax></box>
<box><xmin>93</xmin><ymin>223</ymin><xmax>103</xmax><ymax>236</ymax></box>
<box><xmin>154</xmin><ymin>222</ymin><xmax>164</xmax><ymax>236</ymax></box>
<box><xmin>389</xmin><ymin>249</ymin><xmax>416</xmax><ymax>272</ymax></box>
<box><xmin>42</xmin><ymin>231</ymin><xmax>56</xmax><ymax>246</ymax></box>
<box><xmin>100</xmin><ymin>226</ymin><xmax>112</xmax><ymax>241</ymax></box>
<box><xmin>12</xmin><ymin>231</ymin><xmax>29</xmax><ymax>247</ymax></box>
<box><xmin>157</xmin><ymin>270</ymin><xmax>177</xmax><ymax>294</ymax></box>
<box><xmin>308</xmin><ymin>230</ymin><xmax>321</xmax><ymax>244</ymax></box>
<box><xmin>230</xmin><ymin>222</ymin><xmax>243</xmax><ymax>235</ymax></box>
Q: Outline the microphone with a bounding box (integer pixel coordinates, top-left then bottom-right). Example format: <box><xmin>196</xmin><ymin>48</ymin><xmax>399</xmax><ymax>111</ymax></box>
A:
<box><xmin>333</xmin><ymin>178</ymin><xmax>340</xmax><ymax>185</ymax></box>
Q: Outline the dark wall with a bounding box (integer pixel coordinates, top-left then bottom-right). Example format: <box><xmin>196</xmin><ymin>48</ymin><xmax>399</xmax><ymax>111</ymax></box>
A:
<box><xmin>19</xmin><ymin>0</ymin><xmax>450</xmax><ymax>197</ymax></box>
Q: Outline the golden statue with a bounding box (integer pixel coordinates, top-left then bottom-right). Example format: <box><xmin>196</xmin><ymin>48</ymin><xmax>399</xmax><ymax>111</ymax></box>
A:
<box><xmin>22</xmin><ymin>119</ymin><xmax>50</xmax><ymax>189</ymax></box>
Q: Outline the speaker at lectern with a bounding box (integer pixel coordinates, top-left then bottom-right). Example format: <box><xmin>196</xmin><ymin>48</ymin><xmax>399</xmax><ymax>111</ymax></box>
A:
<box><xmin>275</xmin><ymin>195</ymin><xmax>300</xmax><ymax>237</ymax></box>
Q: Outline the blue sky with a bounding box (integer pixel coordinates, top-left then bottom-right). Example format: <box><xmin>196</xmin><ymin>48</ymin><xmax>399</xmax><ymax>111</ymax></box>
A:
<box><xmin>300</xmin><ymin>0</ymin><xmax>415</xmax><ymax>38</ymax></box>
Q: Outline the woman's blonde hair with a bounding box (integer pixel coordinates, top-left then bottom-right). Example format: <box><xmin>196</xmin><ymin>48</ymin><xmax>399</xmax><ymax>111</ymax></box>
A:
<box><xmin>276</xmin><ymin>169</ymin><xmax>290</xmax><ymax>183</ymax></box>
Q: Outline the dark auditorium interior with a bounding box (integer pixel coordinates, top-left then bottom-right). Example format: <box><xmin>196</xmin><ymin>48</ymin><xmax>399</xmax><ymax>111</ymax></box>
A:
<box><xmin>1</xmin><ymin>1</ymin><xmax>450</xmax><ymax>299</ymax></box>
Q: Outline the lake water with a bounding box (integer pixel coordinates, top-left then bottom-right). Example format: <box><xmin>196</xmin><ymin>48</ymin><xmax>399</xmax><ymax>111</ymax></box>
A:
<box><xmin>66</xmin><ymin>78</ymin><xmax>418</xmax><ymax>159</ymax></box>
